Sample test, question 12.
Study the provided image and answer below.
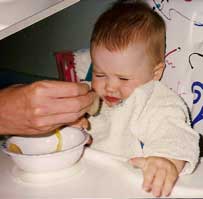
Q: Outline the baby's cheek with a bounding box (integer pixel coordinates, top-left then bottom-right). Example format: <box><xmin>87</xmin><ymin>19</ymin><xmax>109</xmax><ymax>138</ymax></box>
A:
<box><xmin>121</xmin><ymin>86</ymin><xmax>135</xmax><ymax>99</ymax></box>
<box><xmin>91</xmin><ymin>79</ymin><xmax>98</xmax><ymax>90</ymax></box>
<box><xmin>92</xmin><ymin>81</ymin><xmax>103</xmax><ymax>96</ymax></box>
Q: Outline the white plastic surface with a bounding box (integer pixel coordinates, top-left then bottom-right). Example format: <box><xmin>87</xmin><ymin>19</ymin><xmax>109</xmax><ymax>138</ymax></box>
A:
<box><xmin>0</xmin><ymin>147</ymin><xmax>203</xmax><ymax>198</ymax></box>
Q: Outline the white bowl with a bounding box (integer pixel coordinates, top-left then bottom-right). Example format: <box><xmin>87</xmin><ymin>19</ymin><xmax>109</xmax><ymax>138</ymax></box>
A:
<box><xmin>2</xmin><ymin>127</ymin><xmax>89</xmax><ymax>173</ymax></box>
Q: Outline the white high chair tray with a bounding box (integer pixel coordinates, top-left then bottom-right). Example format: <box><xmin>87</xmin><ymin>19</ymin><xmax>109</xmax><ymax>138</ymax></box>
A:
<box><xmin>0</xmin><ymin>147</ymin><xmax>203</xmax><ymax>198</ymax></box>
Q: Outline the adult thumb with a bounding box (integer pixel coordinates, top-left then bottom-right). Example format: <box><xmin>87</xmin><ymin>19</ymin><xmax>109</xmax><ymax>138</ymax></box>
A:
<box><xmin>128</xmin><ymin>157</ymin><xmax>146</xmax><ymax>169</ymax></box>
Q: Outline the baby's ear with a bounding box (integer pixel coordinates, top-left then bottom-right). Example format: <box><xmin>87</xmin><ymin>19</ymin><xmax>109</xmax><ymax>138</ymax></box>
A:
<box><xmin>153</xmin><ymin>62</ymin><xmax>165</xmax><ymax>81</ymax></box>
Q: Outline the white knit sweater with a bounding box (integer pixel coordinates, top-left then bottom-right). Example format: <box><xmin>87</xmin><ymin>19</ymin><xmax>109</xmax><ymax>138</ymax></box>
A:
<box><xmin>88</xmin><ymin>80</ymin><xmax>199</xmax><ymax>175</ymax></box>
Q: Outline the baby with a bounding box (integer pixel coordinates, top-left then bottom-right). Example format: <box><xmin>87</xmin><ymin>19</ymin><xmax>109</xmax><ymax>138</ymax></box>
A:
<box><xmin>73</xmin><ymin>0</ymin><xmax>199</xmax><ymax>197</ymax></box>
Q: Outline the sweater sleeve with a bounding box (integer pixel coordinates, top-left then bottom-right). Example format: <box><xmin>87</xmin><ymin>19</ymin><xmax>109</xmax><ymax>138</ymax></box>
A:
<box><xmin>142</xmin><ymin>101</ymin><xmax>199</xmax><ymax>175</ymax></box>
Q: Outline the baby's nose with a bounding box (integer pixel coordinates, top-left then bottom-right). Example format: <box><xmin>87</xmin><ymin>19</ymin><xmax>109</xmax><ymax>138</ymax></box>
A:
<box><xmin>105</xmin><ymin>79</ymin><xmax>119</xmax><ymax>92</ymax></box>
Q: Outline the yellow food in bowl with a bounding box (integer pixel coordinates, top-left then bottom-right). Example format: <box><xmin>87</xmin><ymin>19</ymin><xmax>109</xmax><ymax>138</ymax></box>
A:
<box><xmin>55</xmin><ymin>129</ymin><xmax>62</xmax><ymax>152</ymax></box>
<box><xmin>7</xmin><ymin>129</ymin><xmax>63</xmax><ymax>155</ymax></box>
<box><xmin>8</xmin><ymin>143</ymin><xmax>23</xmax><ymax>154</ymax></box>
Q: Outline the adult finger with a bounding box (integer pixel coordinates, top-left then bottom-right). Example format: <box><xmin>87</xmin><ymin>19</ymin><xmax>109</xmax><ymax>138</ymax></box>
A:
<box><xmin>151</xmin><ymin>169</ymin><xmax>166</xmax><ymax>197</ymax></box>
<box><xmin>19</xmin><ymin>124</ymin><xmax>61</xmax><ymax>136</ymax></box>
<box><xmin>30</xmin><ymin>107</ymin><xmax>89</xmax><ymax>128</ymax></box>
<box><xmin>34</xmin><ymin>91</ymin><xmax>96</xmax><ymax>116</ymax></box>
<box><xmin>32</xmin><ymin>80</ymin><xmax>90</xmax><ymax>98</ymax></box>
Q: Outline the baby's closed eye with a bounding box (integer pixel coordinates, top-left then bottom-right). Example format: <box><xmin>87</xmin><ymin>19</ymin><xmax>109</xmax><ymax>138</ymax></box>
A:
<box><xmin>119</xmin><ymin>77</ymin><xmax>130</xmax><ymax>81</ymax></box>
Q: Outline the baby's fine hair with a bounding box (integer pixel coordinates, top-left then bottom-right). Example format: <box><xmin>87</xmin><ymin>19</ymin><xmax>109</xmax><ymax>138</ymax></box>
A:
<box><xmin>90</xmin><ymin>0</ymin><xmax>166</xmax><ymax>65</ymax></box>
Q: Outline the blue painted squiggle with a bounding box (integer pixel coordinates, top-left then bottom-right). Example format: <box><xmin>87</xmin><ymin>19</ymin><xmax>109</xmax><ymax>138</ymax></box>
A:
<box><xmin>191</xmin><ymin>81</ymin><xmax>203</xmax><ymax>126</ymax></box>
<box><xmin>192</xmin><ymin>106</ymin><xmax>203</xmax><ymax>127</ymax></box>
<box><xmin>192</xmin><ymin>81</ymin><xmax>203</xmax><ymax>104</ymax></box>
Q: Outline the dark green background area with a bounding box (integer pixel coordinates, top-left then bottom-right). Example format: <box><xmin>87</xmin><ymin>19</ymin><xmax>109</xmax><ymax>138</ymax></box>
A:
<box><xmin>0</xmin><ymin>0</ymin><xmax>116</xmax><ymax>80</ymax></box>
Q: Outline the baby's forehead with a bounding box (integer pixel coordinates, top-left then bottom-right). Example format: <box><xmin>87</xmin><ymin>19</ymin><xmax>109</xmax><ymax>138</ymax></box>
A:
<box><xmin>92</xmin><ymin>43</ymin><xmax>151</xmax><ymax>63</ymax></box>
<box><xmin>91</xmin><ymin>43</ymin><xmax>159</xmax><ymax>75</ymax></box>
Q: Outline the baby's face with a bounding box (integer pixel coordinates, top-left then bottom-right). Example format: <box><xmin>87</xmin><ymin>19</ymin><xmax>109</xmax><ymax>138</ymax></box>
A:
<box><xmin>91</xmin><ymin>44</ymin><xmax>155</xmax><ymax>107</ymax></box>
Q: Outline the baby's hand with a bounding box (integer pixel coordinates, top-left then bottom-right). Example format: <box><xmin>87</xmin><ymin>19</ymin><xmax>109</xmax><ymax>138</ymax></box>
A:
<box><xmin>69</xmin><ymin>117</ymin><xmax>90</xmax><ymax>129</ymax></box>
<box><xmin>129</xmin><ymin>156</ymin><xmax>184</xmax><ymax>197</ymax></box>
<box><xmin>69</xmin><ymin>117</ymin><xmax>93</xmax><ymax>146</ymax></box>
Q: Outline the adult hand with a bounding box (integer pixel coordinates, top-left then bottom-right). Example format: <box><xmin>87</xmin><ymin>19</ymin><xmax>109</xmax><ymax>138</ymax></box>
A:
<box><xmin>0</xmin><ymin>80</ymin><xmax>95</xmax><ymax>135</ymax></box>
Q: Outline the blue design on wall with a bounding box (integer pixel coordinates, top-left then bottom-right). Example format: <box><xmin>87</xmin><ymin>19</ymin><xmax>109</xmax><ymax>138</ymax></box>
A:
<box><xmin>192</xmin><ymin>81</ymin><xmax>203</xmax><ymax>126</ymax></box>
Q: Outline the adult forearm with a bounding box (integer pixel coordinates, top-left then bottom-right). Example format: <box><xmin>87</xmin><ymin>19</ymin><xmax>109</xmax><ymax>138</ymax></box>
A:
<box><xmin>0</xmin><ymin>85</ymin><xmax>24</xmax><ymax>135</ymax></box>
